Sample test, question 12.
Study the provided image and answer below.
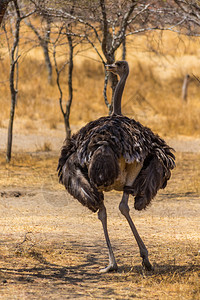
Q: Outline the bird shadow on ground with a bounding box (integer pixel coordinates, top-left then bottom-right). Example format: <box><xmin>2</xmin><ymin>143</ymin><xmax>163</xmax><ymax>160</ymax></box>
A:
<box><xmin>0</xmin><ymin>261</ymin><xmax>99</xmax><ymax>285</ymax></box>
<box><xmin>0</xmin><ymin>243</ymin><xmax>102</xmax><ymax>284</ymax></box>
<box><xmin>0</xmin><ymin>235</ymin><xmax>199</xmax><ymax>286</ymax></box>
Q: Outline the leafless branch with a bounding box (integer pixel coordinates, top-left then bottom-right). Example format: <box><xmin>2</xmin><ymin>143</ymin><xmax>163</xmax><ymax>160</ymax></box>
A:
<box><xmin>85</xmin><ymin>35</ymin><xmax>105</xmax><ymax>65</ymax></box>
<box><xmin>36</xmin><ymin>6</ymin><xmax>102</xmax><ymax>44</ymax></box>
<box><xmin>127</xmin><ymin>4</ymin><xmax>150</xmax><ymax>25</ymax></box>
<box><xmin>113</xmin><ymin>1</ymin><xmax>137</xmax><ymax>51</ymax></box>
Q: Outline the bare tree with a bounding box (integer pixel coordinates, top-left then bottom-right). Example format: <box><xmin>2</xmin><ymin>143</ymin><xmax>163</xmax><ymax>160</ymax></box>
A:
<box><xmin>4</xmin><ymin>0</ymin><xmax>35</xmax><ymax>162</ymax></box>
<box><xmin>6</xmin><ymin>0</ymin><xmax>21</xmax><ymax>162</ymax></box>
<box><xmin>52</xmin><ymin>24</ymin><xmax>77</xmax><ymax>139</ymax></box>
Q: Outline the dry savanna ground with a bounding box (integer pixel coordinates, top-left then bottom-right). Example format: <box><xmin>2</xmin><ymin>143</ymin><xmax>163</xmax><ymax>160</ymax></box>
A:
<box><xmin>0</xmin><ymin>150</ymin><xmax>199</xmax><ymax>299</ymax></box>
<box><xmin>0</xmin><ymin>29</ymin><xmax>200</xmax><ymax>299</ymax></box>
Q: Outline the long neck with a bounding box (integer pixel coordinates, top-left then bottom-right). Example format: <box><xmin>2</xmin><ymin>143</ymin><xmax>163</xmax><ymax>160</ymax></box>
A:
<box><xmin>112</xmin><ymin>70</ymin><xmax>129</xmax><ymax>115</ymax></box>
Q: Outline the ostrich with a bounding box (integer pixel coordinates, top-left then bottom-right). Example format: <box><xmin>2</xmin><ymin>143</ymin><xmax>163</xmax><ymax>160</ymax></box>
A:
<box><xmin>57</xmin><ymin>61</ymin><xmax>175</xmax><ymax>273</ymax></box>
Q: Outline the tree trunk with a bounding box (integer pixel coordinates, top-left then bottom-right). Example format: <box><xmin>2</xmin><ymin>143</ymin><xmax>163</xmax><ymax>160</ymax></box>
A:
<box><xmin>43</xmin><ymin>19</ymin><xmax>52</xmax><ymax>85</ymax></box>
<box><xmin>6</xmin><ymin>89</ymin><xmax>16</xmax><ymax>162</ymax></box>
<box><xmin>122</xmin><ymin>37</ymin><xmax>126</xmax><ymax>60</ymax></box>
<box><xmin>42</xmin><ymin>41</ymin><xmax>52</xmax><ymax>85</ymax></box>
<box><xmin>64</xmin><ymin>33</ymin><xmax>73</xmax><ymax>139</ymax></box>
<box><xmin>6</xmin><ymin>0</ymin><xmax>20</xmax><ymax>163</ymax></box>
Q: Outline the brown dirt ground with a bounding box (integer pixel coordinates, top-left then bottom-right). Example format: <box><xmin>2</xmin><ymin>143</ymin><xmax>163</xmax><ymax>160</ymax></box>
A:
<box><xmin>0</xmin><ymin>127</ymin><xmax>200</xmax><ymax>299</ymax></box>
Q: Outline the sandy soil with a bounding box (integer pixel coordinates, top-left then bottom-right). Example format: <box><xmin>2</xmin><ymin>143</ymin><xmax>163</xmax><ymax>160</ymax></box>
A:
<box><xmin>0</xmin><ymin>125</ymin><xmax>200</xmax><ymax>299</ymax></box>
<box><xmin>0</xmin><ymin>187</ymin><xmax>199</xmax><ymax>299</ymax></box>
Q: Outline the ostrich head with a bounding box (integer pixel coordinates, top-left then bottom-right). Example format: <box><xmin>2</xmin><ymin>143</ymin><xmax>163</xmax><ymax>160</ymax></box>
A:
<box><xmin>106</xmin><ymin>60</ymin><xmax>129</xmax><ymax>77</ymax></box>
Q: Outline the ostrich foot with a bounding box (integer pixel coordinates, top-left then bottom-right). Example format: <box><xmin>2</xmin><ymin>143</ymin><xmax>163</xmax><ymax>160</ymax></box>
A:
<box><xmin>99</xmin><ymin>263</ymin><xmax>118</xmax><ymax>273</ymax></box>
<box><xmin>142</xmin><ymin>257</ymin><xmax>153</xmax><ymax>271</ymax></box>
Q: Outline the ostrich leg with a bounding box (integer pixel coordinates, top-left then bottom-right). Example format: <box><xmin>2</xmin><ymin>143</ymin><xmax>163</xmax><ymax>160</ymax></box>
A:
<box><xmin>119</xmin><ymin>192</ymin><xmax>153</xmax><ymax>271</ymax></box>
<box><xmin>98</xmin><ymin>203</ymin><xmax>118</xmax><ymax>273</ymax></box>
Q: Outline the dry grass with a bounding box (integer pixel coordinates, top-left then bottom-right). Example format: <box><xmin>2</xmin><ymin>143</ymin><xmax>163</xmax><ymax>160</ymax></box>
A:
<box><xmin>0</xmin><ymin>150</ymin><xmax>199</xmax><ymax>299</ymax></box>
<box><xmin>0</xmin><ymin>152</ymin><xmax>59</xmax><ymax>189</ymax></box>
<box><xmin>36</xmin><ymin>142</ymin><xmax>52</xmax><ymax>152</ymax></box>
<box><xmin>1</xmin><ymin>30</ymin><xmax>200</xmax><ymax>136</ymax></box>
<box><xmin>2</xmin><ymin>239</ymin><xmax>199</xmax><ymax>299</ymax></box>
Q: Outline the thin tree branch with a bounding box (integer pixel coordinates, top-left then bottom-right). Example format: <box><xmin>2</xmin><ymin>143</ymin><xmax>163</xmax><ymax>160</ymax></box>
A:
<box><xmin>127</xmin><ymin>4</ymin><xmax>150</xmax><ymax>25</ymax></box>
<box><xmin>113</xmin><ymin>1</ymin><xmax>137</xmax><ymax>51</ymax></box>
<box><xmin>38</xmin><ymin>7</ymin><xmax>101</xmax><ymax>44</ymax></box>
<box><xmin>100</xmin><ymin>0</ymin><xmax>108</xmax><ymax>56</ymax></box>
<box><xmin>85</xmin><ymin>35</ymin><xmax>105</xmax><ymax>65</ymax></box>
<box><xmin>53</xmin><ymin>43</ymin><xmax>65</xmax><ymax>117</ymax></box>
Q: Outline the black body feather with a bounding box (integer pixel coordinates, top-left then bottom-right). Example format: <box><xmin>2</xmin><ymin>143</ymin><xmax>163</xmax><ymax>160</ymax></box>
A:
<box><xmin>57</xmin><ymin>115</ymin><xmax>175</xmax><ymax>212</ymax></box>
